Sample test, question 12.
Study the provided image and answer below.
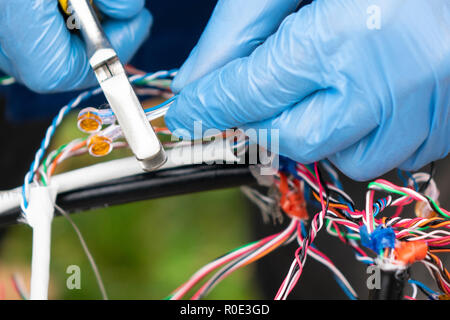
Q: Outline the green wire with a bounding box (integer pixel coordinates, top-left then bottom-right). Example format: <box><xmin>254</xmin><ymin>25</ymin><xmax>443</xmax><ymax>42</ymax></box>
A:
<box><xmin>134</xmin><ymin>78</ymin><xmax>172</xmax><ymax>88</ymax></box>
<box><xmin>425</xmin><ymin>195</ymin><xmax>450</xmax><ymax>218</ymax></box>
<box><xmin>326</xmin><ymin>220</ymin><xmax>360</xmax><ymax>240</ymax></box>
<box><xmin>40</xmin><ymin>141</ymin><xmax>76</xmax><ymax>185</ymax></box>
<box><xmin>0</xmin><ymin>76</ymin><xmax>15</xmax><ymax>84</ymax></box>
<box><xmin>230</xmin><ymin>240</ymin><xmax>259</xmax><ymax>253</ymax></box>
<box><xmin>42</xmin><ymin>143</ymin><xmax>68</xmax><ymax>173</ymax></box>
<box><xmin>304</xmin><ymin>164</ymin><xmax>316</xmax><ymax>178</ymax></box>
<box><xmin>368</xmin><ymin>182</ymin><xmax>406</xmax><ymax>196</ymax></box>
<box><xmin>369</xmin><ymin>182</ymin><xmax>450</xmax><ymax>219</ymax></box>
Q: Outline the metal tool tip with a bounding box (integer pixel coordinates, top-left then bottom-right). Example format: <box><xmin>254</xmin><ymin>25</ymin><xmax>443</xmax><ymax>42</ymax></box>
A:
<box><xmin>139</xmin><ymin>149</ymin><xmax>168</xmax><ymax>172</ymax></box>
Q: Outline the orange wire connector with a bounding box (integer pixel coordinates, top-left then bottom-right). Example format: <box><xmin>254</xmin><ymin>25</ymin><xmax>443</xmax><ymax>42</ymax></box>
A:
<box><xmin>394</xmin><ymin>241</ymin><xmax>428</xmax><ymax>265</ymax></box>
<box><xmin>87</xmin><ymin>135</ymin><xmax>113</xmax><ymax>157</ymax></box>
<box><xmin>77</xmin><ymin>107</ymin><xmax>103</xmax><ymax>133</ymax></box>
<box><xmin>279</xmin><ymin>173</ymin><xmax>308</xmax><ymax>220</ymax></box>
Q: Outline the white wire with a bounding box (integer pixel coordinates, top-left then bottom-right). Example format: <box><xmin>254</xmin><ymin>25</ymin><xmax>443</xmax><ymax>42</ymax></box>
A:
<box><xmin>410</xmin><ymin>282</ymin><xmax>418</xmax><ymax>299</ymax></box>
<box><xmin>275</xmin><ymin>259</ymin><xmax>298</xmax><ymax>300</ymax></box>
<box><xmin>196</xmin><ymin>219</ymin><xmax>298</xmax><ymax>299</ymax></box>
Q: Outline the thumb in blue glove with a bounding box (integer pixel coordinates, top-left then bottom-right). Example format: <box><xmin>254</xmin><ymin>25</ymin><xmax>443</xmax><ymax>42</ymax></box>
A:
<box><xmin>0</xmin><ymin>0</ymin><xmax>151</xmax><ymax>93</ymax></box>
<box><xmin>166</xmin><ymin>0</ymin><xmax>450</xmax><ymax>181</ymax></box>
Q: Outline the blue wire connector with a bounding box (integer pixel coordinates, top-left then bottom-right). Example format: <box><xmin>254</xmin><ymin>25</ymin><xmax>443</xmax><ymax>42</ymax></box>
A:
<box><xmin>360</xmin><ymin>225</ymin><xmax>396</xmax><ymax>253</ymax></box>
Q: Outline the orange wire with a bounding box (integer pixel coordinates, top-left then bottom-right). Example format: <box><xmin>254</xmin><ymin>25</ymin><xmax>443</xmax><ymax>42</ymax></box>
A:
<box><xmin>49</xmin><ymin>141</ymin><xmax>87</xmax><ymax>177</ymax></box>
<box><xmin>428</xmin><ymin>252</ymin><xmax>450</xmax><ymax>281</ymax></box>
<box><xmin>428</xmin><ymin>221</ymin><xmax>450</xmax><ymax>229</ymax></box>
<box><xmin>154</xmin><ymin>127</ymin><xmax>170</xmax><ymax>133</ymax></box>
<box><xmin>430</xmin><ymin>249</ymin><xmax>450</xmax><ymax>253</ymax></box>
<box><xmin>311</xmin><ymin>191</ymin><xmax>348</xmax><ymax>209</ymax></box>
<box><xmin>242</xmin><ymin>233</ymin><xmax>292</xmax><ymax>267</ymax></box>
<box><xmin>414</xmin><ymin>217</ymin><xmax>443</xmax><ymax>228</ymax></box>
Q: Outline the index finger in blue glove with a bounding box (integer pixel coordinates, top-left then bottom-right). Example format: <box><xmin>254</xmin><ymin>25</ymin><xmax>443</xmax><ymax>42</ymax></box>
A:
<box><xmin>240</xmin><ymin>89</ymin><xmax>379</xmax><ymax>168</ymax></box>
<box><xmin>172</xmin><ymin>0</ymin><xmax>300</xmax><ymax>93</ymax></box>
<box><xmin>166</xmin><ymin>7</ymin><xmax>325</xmax><ymax>137</ymax></box>
<box><xmin>244</xmin><ymin>80</ymin><xmax>445</xmax><ymax>181</ymax></box>
<box><xmin>242</xmin><ymin>65</ymin><xmax>448</xmax><ymax>181</ymax></box>
<box><xmin>166</xmin><ymin>0</ymin><xmax>450</xmax><ymax>180</ymax></box>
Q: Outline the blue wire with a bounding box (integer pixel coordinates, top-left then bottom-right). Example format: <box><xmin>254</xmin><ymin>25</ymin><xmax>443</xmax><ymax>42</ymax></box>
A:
<box><xmin>397</xmin><ymin>169</ymin><xmax>419</xmax><ymax>191</ymax></box>
<box><xmin>372</xmin><ymin>206</ymin><xmax>380</xmax><ymax>218</ymax></box>
<box><xmin>131</xmin><ymin>68</ymin><xmax>178</xmax><ymax>84</ymax></box>
<box><xmin>144</xmin><ymin>95</ymin><xmax>177</xmax><ymax>113</ymax></box>
<box><xmin>397</xmin><ymin>169</ymin><xmax>409</xmax><ymax>187</ymax></box>
<box><xmin>321</xmin><ymin>160</ymin><xmax>343</xmax><ymax>189</ymax></box>
<box><xmin>334</xmin><ymin>276</ymin><xmax>357</xmax><ymax>300</ymax></box>
<box><xmin>22</xmin><ymin>94</ymin><xmax>83</xmax><ymax>210</ymax></box>
<box><xmin>405</xmin><ymin>171</ymin><xmax>419</xmax><ymax>191</ymax></box>
<box><xmin>408</xmin><ymin>279</ymin><xmax>438</xmax><ymax>297</ymax></box>
<box><xmin>355</xmin><ymin>256</ymin><xmax>373</xmax><ymax>265</ymax></box>
<box><xmin>300</xmin><ymin>222</ymin><xmax>358</xmax><ymax>299</ymax></box>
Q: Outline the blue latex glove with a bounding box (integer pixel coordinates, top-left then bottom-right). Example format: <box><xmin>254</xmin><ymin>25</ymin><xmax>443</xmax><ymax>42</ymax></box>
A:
<box><xmin>166</xmin><ymin>0</ymin><xmax>450</xmax><ymax>181</ymax></box>
<box><xmin>0</xmin><ymin>0</ymin><xmax>151</xmax><ymax>93</ymax></box>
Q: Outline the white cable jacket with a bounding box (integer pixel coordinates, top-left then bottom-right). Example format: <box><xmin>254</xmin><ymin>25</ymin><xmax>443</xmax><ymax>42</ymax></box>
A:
<box><xmin>0</xmin><ymin>138</ymin><xmax>239</xmax><ymax>216</ymax></box>
<box><xmin>25</xmin><ymin>186</ymin><xmax>57</xmax><ymax>300</ymax></box>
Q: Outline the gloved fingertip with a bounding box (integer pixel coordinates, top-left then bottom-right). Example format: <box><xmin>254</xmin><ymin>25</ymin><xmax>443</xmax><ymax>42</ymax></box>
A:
<box><xmin>165</xmin><ymin>102</ymin><xmax>182</xmax><ymax>130</ymax></box>
<box><xmin>171</xmin><ymin>69</ymin><xmax>189</xmax><ymax>94</ymax></box>
<box><xmin>164</xmin><ymin>110</ymin><xmax>178</xmax><ymax>133</ymax></box>
<box><xmin>398</xmin><ymin>156</ymin><xmax>432</xmax><ymax>173</ymax></box>
<box><xmin>165</xmin><ymin>98</ymin><xmax>208</xmax><ymax>140</ymax></box>
<box><xmin>328</xmin><ymin>154</ymin><xmax>385</xmax><ymax>182</ymax></box>
<box><xmin>165</xmin><ymin>116</ymin><xmax>193</xmax><ymax>141</ymax></box>
<box><xmin>95</xmin><ymin>0</ymin><xmax>145</xmax><ymax>19</ymax></box>
<box><xmin>171</xmin><ymin>46</ymin><xmax>199</xmax><ymax>93</ymax></box>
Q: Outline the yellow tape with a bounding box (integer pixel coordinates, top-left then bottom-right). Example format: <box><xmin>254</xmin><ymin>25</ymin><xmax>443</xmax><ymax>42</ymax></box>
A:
<box><xmin>59</xmin><ymin>0</ymin><xmax>69</xmax><ymax>14</ymax></box>
<box><xmin>59</xmin><ymin>0</ymin><xmax>93</xmax><ymax>15</ymax></box>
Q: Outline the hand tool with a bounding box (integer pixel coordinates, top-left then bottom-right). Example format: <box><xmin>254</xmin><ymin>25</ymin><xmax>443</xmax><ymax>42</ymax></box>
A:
<box><xmin>59</xmin><ymin>0</ymin><xmax>167</xmax><ymax>171</ymax></box>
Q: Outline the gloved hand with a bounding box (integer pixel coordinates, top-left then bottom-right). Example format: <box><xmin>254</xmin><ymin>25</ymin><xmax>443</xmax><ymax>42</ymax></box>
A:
<box><xmin>166</xmin><ymin>0</ymin><xmax>450</xmax><ymax>181</ymax></box>
<box><xmin>0</xmin><ymin>0</ymin><xmax>151</xmax><ymax>93</ymax></box>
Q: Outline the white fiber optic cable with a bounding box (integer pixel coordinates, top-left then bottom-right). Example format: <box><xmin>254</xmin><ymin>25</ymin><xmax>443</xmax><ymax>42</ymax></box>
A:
<box><xmin>24</xmin><ymin>185</ymin><xmax>57</xmax><ymax>300</ymax></box>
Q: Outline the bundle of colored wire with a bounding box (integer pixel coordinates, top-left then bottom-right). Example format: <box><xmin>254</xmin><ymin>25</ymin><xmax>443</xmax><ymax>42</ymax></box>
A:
<box><xmin>369</xmin><ymin>179</ymin><xmax>449</xmax><ymax>218</ymax></box>
<box><xmin>170</xmin><ymin>219</ymin><xmax>298</xmax><ymax>300</ymax></box>
<box><xmin>270</xmin><ymin>158</ymin><xmax>449</xmax><ymax>299</ymax></box>
<box><xmin>168</xmin><ymin>233</ymin><xmax>279</xmax><ymax>300</ymax></box>
<box><xmin>275</xmin><ymin>221</ymin><xmax>358</xmax><ymax>300</ymax></box>
<box><xmin>274</xmin><ymin>163</ymin><xmax>333</xmax><ymax>299</ymax></box>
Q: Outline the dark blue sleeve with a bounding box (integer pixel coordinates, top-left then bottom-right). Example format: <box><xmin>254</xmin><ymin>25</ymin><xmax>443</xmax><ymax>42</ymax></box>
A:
<box><xmin>0</xmin><ymin>0</ymin><xmax>216</xmax><ymax>122</ymax></box>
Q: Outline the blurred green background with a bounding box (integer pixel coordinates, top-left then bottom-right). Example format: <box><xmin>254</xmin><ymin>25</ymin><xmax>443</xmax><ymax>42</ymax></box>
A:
<box><xmin>0</xmin><ymin>112</ymin><xmax>260</xmax><ymax>300</ymax></box>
